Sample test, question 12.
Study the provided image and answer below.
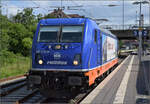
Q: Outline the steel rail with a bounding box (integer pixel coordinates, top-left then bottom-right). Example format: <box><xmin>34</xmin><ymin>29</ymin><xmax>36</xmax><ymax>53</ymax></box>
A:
<box><xmin>0</xmin><ymin>74</ymin><xmax>26</xmax><ymax>83</ymax></box>
<box><xmin>15</xmin><ymin>90</ymin><xmax>39</xmax><ymax>104</ymax></box>
<box><xmin>0</xmin><ymin>82</ymin><xmax>26</xmax><ymax>97</ymax></box>
<box><xmin>0</xmin><ymin>78</ymin><xmax>26</xmax><ymax>89</ymax></box>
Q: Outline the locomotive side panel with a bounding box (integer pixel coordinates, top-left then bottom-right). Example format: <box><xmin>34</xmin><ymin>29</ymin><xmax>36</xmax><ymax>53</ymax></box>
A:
<box><xmin>101</xmin><ymin>33</ymin><xmax>118</xmax><ymax>74</ymax></box>
<box><xmin>82</xmin><ymin>19</ymin><xmax>99</xmax><ymax>70</ymax></box>
<box><xmin>102</xmin><ymin>33</ymin><xmax>118</xmax><ymax>64</ymax></box>
<box><xmin>84</xmin><ymin>31</ymin><xmax>118</xmax><ymax>86</ymax></box>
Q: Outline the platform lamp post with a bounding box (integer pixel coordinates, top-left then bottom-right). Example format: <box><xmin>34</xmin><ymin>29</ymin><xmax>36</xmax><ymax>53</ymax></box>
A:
<box><xmin>122</xmin><ymin>0</ymin><xmax>124</xmax><ymax>30</ymax></box>
<box><xmin>143</xmin><ymin>0</ymin><xmax>150</xmax><ymax>25</ymax></box>
<box><xmin>133</xmin><ymin>1</ymin><xmax>149</xmax><ymax>62</ymax></box>
<box><xmin>148</xmin><ymin>1</ymin><xmax>150</xmax><ymax>53</ymax></box>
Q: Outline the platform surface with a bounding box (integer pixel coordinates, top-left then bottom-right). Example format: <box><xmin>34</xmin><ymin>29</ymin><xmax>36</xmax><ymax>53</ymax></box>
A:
<box><xmin>81</xmin><ymin>55</ymin><xmax>150</xmax><ymax>104</ymax></box>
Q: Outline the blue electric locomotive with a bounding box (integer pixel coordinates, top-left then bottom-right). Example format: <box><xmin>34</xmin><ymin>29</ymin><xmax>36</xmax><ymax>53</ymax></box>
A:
<box><xmin>27</xmin><ymin>18</ymin><xmax>118</xmax><ymax>97</ymax></box>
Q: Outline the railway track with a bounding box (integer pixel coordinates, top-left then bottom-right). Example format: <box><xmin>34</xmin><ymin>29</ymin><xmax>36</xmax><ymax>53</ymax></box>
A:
<box><xmin>0</xmin><ymin>56</ymin><xmax>126</xmax><ymax>104</ymax></box>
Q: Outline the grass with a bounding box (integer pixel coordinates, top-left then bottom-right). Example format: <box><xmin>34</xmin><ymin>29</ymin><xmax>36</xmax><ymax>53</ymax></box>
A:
<box><xmin>0</xmin><ymin>56</ymin><xmax>30</xmax><ymax>79</ymax></box>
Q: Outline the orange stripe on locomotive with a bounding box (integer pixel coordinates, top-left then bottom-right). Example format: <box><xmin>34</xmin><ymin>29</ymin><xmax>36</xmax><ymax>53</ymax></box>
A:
<box><xmin>85</xmin><ymin>58</ymin><xmax>118</xmax><ymax>86</ymax></box>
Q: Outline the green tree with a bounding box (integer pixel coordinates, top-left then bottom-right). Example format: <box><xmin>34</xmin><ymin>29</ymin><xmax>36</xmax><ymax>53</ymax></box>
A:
<box><xmin>10</xmin><ymin>8</ymin><xmax>39</xmax><ymax>56</ymax></box>
<box><xmin>0</xmin><ymin>8</ymin><xmax>44</xmax><ymax>56</ymax></box>
<box><xmin>1</xmin><ymin>29</ymin><xmax>9</xmax><ymax>51</ymax></box>
<box><xmin>0</xmin><ymin>15</ymin><xmax>11</xmax><ymax>51</ymax></box>
<box><xmin>7</xmin><ymin>23</ymin><xmax>29</xmax><ymax>55</ymax></box>
<box><xmin>13</xmin><ymin>8</ymin><xmax>37</xmax><ymax>27</ymax></box>
<box><xmin>22</xmin><ymin>38</ymin><xmax>32</xmax><ymax>56</ymax></box>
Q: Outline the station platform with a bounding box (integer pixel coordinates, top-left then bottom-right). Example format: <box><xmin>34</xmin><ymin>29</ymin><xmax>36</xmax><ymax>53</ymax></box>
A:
<box><xmin>81</xmin><ymin>55</ymin><xmax>150</xmax><ymax>104</ymax></box>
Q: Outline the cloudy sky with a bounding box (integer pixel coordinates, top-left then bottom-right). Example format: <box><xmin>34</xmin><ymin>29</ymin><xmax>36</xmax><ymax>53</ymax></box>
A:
<box><xmin>1</xmin><ymin>0</ymin><xmax>150</xmax><ymax>25</ymax></box>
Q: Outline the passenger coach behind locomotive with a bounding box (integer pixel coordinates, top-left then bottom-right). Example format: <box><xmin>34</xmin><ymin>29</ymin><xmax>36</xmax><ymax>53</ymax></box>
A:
<box><xmin>27</xmin><ymin>18</ymin><xmax>118</xmax><ymax>97</ymax></box>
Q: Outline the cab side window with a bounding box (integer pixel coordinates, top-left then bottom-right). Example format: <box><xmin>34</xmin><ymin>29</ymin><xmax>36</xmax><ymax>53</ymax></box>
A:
<box><xmin>94</xmin><ymin>29</ymin><xmax>97</xmax><ymax>43</ymax></box>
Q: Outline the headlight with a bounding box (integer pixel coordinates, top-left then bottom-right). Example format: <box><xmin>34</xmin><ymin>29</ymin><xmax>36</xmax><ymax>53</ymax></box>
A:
<box><xmin>38</xmin><ymin>60</ymin><xmax>43</xmax><ymax>65</ymax></box>
<box><xmin>73</xmin><ymin>54</ymin><xmax>81</xmax><ymax>66</ymax></box>
<box><xmin>55</xmin><ymin>45</ymin><xmax>61</xmax><ymax>50</ymax></box>
<box><xmin>73</xmin><ymin>60</ymin><xmax>78</xmax><ymax>65</ymax></box>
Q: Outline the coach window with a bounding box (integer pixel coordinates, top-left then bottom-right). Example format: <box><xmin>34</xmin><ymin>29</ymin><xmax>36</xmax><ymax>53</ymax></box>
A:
<box><xmin>94</xmin><ymin>29</ymin><xmax>97</xmax><ymax>43</ymax></box>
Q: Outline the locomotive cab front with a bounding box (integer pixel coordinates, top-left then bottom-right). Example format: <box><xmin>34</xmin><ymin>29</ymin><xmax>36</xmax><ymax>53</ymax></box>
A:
<box><xmin>33</xmin><ymin>25</ymin><xmax>83</xmax><ymax>69</ymax></box>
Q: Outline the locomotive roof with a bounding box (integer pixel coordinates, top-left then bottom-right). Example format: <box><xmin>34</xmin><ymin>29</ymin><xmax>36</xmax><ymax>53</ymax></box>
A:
<box><xmin>39</xmin><ymin>18</ymin><xmax>117</xmax><ymax>38</ymax></box>
<box><xmin>39</xmin><ymin>18</ymin><xmax>85</xmax><ymax>25</ymax></box>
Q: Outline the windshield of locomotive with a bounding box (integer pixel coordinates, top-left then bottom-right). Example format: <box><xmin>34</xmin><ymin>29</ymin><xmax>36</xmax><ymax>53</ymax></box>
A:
<box><xmin>38</xmin><ymin>26</ymin><xmax>59</xmax><ymax>42</ymax></box>
<box><xmin>60</xmin><ymin>26</ymin><xmax>83</xmax><ymax>43</ymax></box>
